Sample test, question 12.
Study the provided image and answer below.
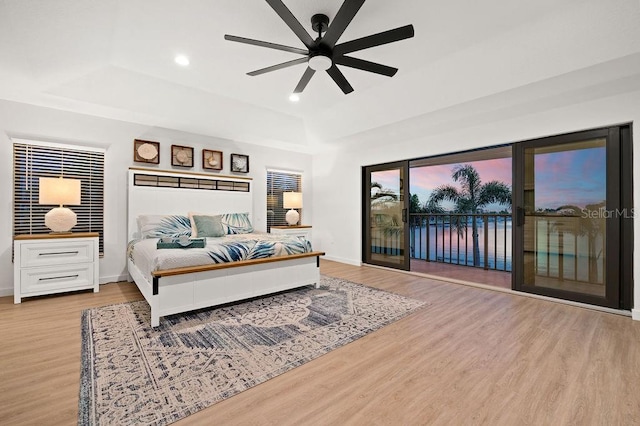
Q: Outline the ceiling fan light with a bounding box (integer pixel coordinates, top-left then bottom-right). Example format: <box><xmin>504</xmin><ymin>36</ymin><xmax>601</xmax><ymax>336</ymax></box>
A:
<box><xmin>289</xmin><ymin>93</ymin><xmax>300</xmax><ymax>102</ymax></box>
<box><xmin>308</xmin><ymin>55</ymin><xmax>332</xmax><ymax>71</ymax></box>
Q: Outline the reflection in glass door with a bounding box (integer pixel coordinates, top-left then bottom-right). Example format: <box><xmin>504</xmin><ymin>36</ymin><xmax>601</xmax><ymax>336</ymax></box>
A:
<box><xmin>363</xmin><ymin>161</ymin><xmax>410</xmax><ymax>270</ymax></box>
<box><xmin>513</xmin><ymin>128</ymin><xmax>624</xmax><ymax>308</ymax></box>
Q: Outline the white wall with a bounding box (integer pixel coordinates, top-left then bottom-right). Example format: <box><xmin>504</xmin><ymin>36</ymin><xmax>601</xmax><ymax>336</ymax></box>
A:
<box><xmin>2</xmin><ymin>88</ymin><xmax>638</xmax><ymax>318</ymax></box>
<box><xmin>0</xmin><ymin>99</ymin><xmax>312</xmax><ymax>295</ymax></box>
<box><xmin>312</xmin><ymin>88</ymin><xmax>640</xmax><ymax>318</ymax></box>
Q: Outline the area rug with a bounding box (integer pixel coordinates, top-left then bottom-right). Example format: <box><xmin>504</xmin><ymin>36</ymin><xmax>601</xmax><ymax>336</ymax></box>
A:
<box><xmin>78</xmin><ymin>275</ymin><xmax>426</xmax><ymax>425</ymax></box>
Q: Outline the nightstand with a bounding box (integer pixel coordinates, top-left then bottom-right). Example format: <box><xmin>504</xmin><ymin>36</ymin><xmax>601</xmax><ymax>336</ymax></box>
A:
<box><xmin>14</xmin><ymin>233</ymin><xmax>99</xmax><ymax>303</ymax></box>
<box><xmin>270</xmin><ymin>225</ymin><xmax>312</xmax><ymax>242</ymax></box>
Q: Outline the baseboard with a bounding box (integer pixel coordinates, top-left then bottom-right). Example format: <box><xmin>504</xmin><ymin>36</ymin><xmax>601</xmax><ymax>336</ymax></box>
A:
<box><xmin>321</xmin><ymin>255</ymin><xmax>361</xmax><ymax>267</ymax></box>
<box><xmin>100</xmin><ymin>274</ymin><xmax>130</xmax><ymax>285</ymax></box>
<box><xmin>632</xmin><ymin>308</ymin><xmax>640</xmax><ymax>321</ymax></box>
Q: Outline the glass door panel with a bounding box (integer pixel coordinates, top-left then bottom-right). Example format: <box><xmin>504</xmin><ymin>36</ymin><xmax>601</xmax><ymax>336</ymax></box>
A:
<box><xmin>363</xmin><ymin>161</ymin><xmax>410</xmax><ymax>270</ymax></box>
<box><xmin>524</xmin><ymin>139</ymin><xmax>606</xmax><ymax>295</ymax></box>
<box><xmin>514</xmin><ymin>128</ymin><xmax>622</xmax><ymax>308</ymax></box>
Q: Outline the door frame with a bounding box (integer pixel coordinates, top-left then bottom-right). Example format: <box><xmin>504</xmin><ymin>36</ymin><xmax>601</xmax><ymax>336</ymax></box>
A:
<box><xmin>362</xmin><ymin>161</ymin><xmax>410</xmax><ymax>270</ymax></box>
<box><xmin>512</xmin><ymin>125</ymin><xmax>633</xmax><ymax>309</ymax></box>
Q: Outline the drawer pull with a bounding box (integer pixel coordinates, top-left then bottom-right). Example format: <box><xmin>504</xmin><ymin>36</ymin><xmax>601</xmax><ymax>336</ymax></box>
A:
<box><xmin>38</xmin><ymin>251</ymin><xmax>79</xmax><ymax>256</ymax></box>
<box><xmin>38</xmin><ymin>274</ymin><xmax>79</xmax><ymax>281</ymax></box>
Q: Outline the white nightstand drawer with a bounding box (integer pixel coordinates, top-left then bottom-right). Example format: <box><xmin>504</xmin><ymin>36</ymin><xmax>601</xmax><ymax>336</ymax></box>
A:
<box><xmin>20</xmin><ymin>264</ymin><xmax>94</xmax><ymax>295</ymax></box>
<box><xmin>20</xmin><ymin>240</ymin><xmax>94</xmax><ymax>268</ymax></box>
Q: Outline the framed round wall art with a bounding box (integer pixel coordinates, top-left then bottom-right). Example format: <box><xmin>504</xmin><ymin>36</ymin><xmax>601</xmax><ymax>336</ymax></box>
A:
<box><xmin>203</xmin><ymin>149</ymin><xmax>223</xmax><ymax>170</ymax></box>
<box><xmin>133</xmin><ymin>139</ymin><xmax>160</xmax><ymax>164</ymax></box>
<box><xmin>171</xmin><ymin>145</ymin><xmax>194</xmax><ymax>168</ymax></box>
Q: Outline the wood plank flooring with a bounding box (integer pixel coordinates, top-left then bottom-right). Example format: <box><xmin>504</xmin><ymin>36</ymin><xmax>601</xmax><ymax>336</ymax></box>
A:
<box><xmin>1</xmin><ymin>260</ymin><xmax>639</xmax><ymax>425</ymax></box>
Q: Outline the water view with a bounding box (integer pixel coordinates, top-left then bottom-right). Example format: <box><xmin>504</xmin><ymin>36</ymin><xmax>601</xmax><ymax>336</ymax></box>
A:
<box><xmin>409</xmin><ymin>214</ymin><xmax>604</xmax><ymax>283</ymax></box>
<box><xmin>410</xmin><ymin>216</ymin><xmax>512</xmax><ymax>271</ymax></box>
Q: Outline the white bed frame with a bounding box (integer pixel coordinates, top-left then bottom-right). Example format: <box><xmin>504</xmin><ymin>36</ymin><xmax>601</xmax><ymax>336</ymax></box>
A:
<box><xmin>127</xmin><ymin>168</ymin><xmax>323</xmax><ymax>327</ymax></box>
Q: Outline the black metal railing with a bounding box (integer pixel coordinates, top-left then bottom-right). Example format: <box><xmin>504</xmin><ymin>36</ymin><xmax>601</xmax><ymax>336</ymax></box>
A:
<box><xmin>409</xmin><ymin>213</ymin><xmax>512</xmax><ymax>271</ymax></box>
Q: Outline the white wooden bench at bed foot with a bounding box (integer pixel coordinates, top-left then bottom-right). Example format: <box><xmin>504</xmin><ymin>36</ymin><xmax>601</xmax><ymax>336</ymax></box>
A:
<box><xmin>129</xmin><ymin>251</ymin><xmax>324</xmax><ymax>327</ymax></box>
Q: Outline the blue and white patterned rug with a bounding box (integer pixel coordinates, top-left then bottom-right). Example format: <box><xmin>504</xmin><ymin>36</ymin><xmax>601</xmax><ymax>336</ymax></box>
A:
<box><xmin>78</xmin><ymin>275</ymin><xmax>426</xmax><ymax>425</ymax></box>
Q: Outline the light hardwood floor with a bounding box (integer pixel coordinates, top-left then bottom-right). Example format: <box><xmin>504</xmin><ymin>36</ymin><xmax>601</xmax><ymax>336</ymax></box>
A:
<box><xmin>1</xmin><ymin>260</ymin><xmax>639</xmax><ymax>425</ymax></box>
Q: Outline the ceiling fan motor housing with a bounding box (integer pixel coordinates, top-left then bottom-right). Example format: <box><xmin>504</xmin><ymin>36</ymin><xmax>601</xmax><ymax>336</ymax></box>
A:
<box><xmin>311</xmin><ymin>14</ymin><xmax>329</xmax><ymax>35</ymax></box>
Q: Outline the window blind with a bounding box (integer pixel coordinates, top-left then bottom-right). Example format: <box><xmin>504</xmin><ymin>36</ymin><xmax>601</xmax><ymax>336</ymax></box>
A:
<box><xmin>266</xmin><ymin>170</ymin><xmax>302</xmax><ymax>232</ymax></box>
<box><xmin>13</xmin><ymin>141</ymin><xmax>105</xmax><ymax>254</ymax></box>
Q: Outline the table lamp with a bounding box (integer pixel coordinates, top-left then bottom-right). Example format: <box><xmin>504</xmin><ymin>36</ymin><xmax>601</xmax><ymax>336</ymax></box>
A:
<box><xmin>39</xmin><ymin>177</ymin><xmax>81</xmax><ymax>233</ymax></box>
<box><xmin>283</xmin><ymin>192</ymin><xmax>302</xmax><ymax>226</ymax></box>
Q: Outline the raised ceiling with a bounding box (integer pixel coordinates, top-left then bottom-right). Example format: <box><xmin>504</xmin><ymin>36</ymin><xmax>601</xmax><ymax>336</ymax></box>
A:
<box><xmin>0</xmin><ymin>0</ymin><xmax>639</xmax><ymax>152</ymax></box>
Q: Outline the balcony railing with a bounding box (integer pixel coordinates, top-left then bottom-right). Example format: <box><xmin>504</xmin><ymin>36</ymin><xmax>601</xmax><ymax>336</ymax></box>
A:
<box><xmin>410</xmin><ymin>213</ymin><xmax>512</xmax><ymax>271</ymax></box>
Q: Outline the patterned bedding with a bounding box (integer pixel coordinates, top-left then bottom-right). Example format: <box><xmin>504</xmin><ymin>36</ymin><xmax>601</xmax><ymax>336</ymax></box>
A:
<box><xmin>128</xmin><ymin>232</ymin><xmax>312</xmax><ymax>281</ymax></box>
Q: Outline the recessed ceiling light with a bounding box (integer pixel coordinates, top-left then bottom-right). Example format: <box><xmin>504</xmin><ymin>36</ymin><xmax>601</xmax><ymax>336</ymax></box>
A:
<box><xmin>289</xmin><ymin>94</ymin><xmax>300</xmax><ymax>102</ymax></box>
<box><xmin>174</xmin><ymin>55</ymin><xmax>190</xmax><ymax>66</ymax></box>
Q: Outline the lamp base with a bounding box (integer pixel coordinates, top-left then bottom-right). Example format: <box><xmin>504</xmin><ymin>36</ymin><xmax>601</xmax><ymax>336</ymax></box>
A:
<box><xmin>285</xmin><ymin>209</ymin><xmax>300</xmax><ymax>226</ymax></box>
<box><xmin>45</xmin><ymin>207</ymin><xmax>77</xmax><ymax>233</ymax></box>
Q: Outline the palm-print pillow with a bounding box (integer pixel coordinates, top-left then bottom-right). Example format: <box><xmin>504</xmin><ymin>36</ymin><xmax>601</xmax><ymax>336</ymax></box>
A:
<box><xmin>137</xmin><ymin>215</ymin><xmax>192</xmax><ymax>239</ymax></box>
<box><xmin>220</xmin><ymin>212</ymin><xmax>253</xmax><ymax>234</ymax></box>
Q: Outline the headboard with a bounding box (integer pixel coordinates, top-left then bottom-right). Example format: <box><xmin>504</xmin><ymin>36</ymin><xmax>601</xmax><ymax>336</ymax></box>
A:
<box><xmin>127</xmin><ymin>168</ymin><xmax>253</xmax><ymax>241</ymax></box>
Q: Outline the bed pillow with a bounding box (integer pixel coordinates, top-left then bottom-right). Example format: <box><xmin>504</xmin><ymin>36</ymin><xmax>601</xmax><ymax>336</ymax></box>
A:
<box><xmin>220</xmin><ymin>212</ymin><xmax>254</xmax><ymax>234</ymax></box>
<box><xmin>137</xmin><ymin>215</ymin><xmax>192</xmax><ymax>239</ymax></box>
<box><xmin>188</xmin><ymin>211</ymin><xmax>254</xmax><ymax>236</ymax></box>
<box><xmin>191</xmin><ymin>214</ymin><xmax>225</xmax><ymax>238</ymax></box>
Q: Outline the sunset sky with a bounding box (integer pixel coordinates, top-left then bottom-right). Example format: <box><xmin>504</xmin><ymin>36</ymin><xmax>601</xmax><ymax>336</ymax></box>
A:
<box><xmin>371</xmin><ymin>145</ymin><xmax>605</xmax><ymax>212</ymax></box>
<box><xmin>410</xmin><ymin>159</ymin><xmax>512</xmax><ymax>211</ymax></box>
<box><xmin>533</xmin><ymin>146</ymin><xmax>606</xmax><ymax>209</ymax></box>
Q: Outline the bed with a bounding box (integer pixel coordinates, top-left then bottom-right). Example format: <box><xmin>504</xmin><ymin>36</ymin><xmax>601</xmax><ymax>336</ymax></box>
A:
<box><xmin>127</xmin><ymin>168</ymin><xmax>324</xmax><ymax>327</ymax></box>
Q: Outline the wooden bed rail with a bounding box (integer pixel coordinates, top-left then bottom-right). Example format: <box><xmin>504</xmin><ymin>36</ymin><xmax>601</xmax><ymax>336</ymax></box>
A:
<box><xmin>152</xmin><ymin>251</ymin><xmax>325</xmax><ymax>278</ymax></box>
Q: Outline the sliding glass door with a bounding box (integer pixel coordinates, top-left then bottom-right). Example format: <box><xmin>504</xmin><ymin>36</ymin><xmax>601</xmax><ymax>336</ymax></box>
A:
<box><xmin>363</xmin><ymin>161</ymin><xmax>410</xmax><ymax>270</ymax></box>
<box><xmin>513</xmin><ymin>126</ymin><xmax>633</xmax><ymax>308</ymax></box>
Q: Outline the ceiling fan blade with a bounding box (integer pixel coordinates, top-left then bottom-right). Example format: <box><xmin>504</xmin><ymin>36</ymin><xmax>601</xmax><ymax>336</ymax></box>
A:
<box><xmin>334</xmin><ymin>56</ymin><xmax>397</xmax><ymax>77</ymax></box>
<box><xmin>326</xmin><ymin>65</ymin><xmax>354</xmax><ymax>94</ymax></box>
<box><xmin>247</xmin><ymin>57</ymin><xmax>309</xmax><ymax>76</ymax></box>
<box><xmin>224</xmin><ymin>35</ymin><xmax>308</xmax><ymax>55</ymax></box>
<box><xmin>334</xmin><ymin>24</ymin><xmax>414</xmax><ymax>55</ymax></box>
<box><xmin>320</xmin><ymin>0</ymin><xmax>365</xmax><ymax>49</ymax></box>
<box><xmin>266</xmin><ymin>0</ymin><xmax>315</xmax><ymax>48</ymax></box>
<box><xmin>293</xmin><ymin>67</ymin><xmax>316</xmax><ymax>93</ymax></box>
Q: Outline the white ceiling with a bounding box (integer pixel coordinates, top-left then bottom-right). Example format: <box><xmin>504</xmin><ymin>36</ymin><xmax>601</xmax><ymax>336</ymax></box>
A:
<box><xmin>1</xmin><ymin>0</ymin><xmax>639</xmax><ymax>152</ymax></box>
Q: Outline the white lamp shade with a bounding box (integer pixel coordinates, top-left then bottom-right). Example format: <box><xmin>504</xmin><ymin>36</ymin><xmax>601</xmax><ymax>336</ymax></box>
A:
<box><xmin>283</xmin><ymin>192</ymin><xmax>303</xmax><ymax>209</ymax></box>
<box><xmin>39</xmin><ymin>177</ymin><xmax>81</xmax><ymax>206</ymax></box>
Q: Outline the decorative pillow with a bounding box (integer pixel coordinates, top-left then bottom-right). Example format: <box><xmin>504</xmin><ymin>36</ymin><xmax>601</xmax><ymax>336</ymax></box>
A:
<box><xmin>188</xmin><ymin>211</ymin><xmax>254</xmax><ymax>236</ymax></box>
<box><xmin>137</xmin><ymin>215</ymin><xmax>192</xmax><ymax>239</ymax></box>
<box><xmin>220</xmin><ymin>212</ymin><xmax>253</xmax><ymax>234</ymax></box>
<box><xmin>191</xmin><ymin>215</ymin><xmax>225</xmax><ymax>238</ymax></box>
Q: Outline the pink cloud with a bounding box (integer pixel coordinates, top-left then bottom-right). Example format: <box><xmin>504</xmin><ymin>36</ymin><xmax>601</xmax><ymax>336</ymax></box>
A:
<box><xmin>411</xmin><ymin>158</ymin><xmax>512</xmax><ymax>193</ymax></box>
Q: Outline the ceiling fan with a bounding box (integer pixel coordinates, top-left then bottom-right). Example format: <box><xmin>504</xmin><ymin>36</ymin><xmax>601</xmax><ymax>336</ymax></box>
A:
<box><xmin>224</xmin><ymin>0</ymin><xmax>414</xmax><ymax>95</ymax></box>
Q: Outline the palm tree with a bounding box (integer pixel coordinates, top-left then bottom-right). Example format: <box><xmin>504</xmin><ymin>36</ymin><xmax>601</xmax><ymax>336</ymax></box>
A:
<box><xmin>370</xmin><ymin>181</ymin><xmax>401</xmax><ymax>238</ymax></box>
<box><xmin>371</xmin><ymin>181</ymin><xmax>398</xmax><ymax>205</ymax></box>
<box><xmin>428</xmin><ymin>164</ymin><xmax>511</xmax><ymax>266</ymax></box>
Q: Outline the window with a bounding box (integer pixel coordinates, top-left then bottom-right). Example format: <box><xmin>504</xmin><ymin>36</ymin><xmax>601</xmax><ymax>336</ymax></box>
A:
<box><xmin>267</xmin><ymin>169</ymin><xmax>302</xmax><ymax>231</ymax></box>
<box><xmin>13</xmin><ymin>140</ymin><xmax>105</xmax><ymax>254</ymax></box>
